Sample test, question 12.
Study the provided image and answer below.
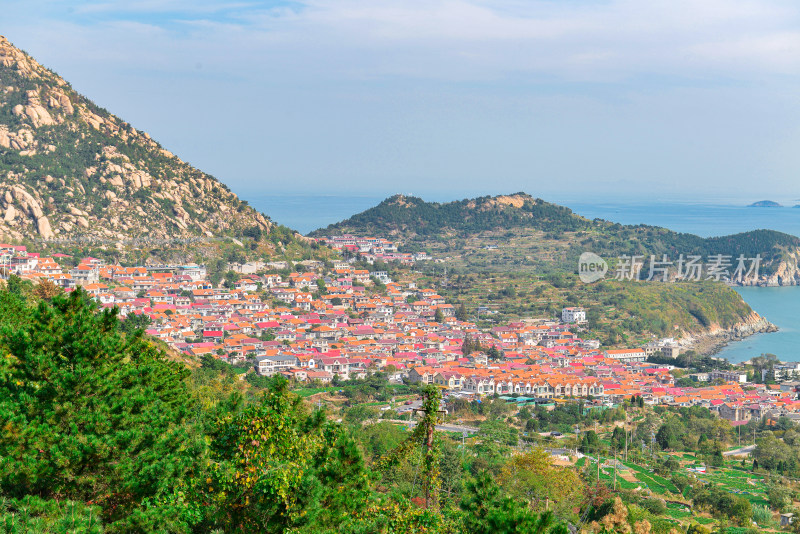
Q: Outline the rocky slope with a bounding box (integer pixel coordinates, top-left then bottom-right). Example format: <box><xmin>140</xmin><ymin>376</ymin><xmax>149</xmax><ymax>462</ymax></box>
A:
<box><xmin>678</xmin><ymin>311</ymin><xmax>778</xmax><ymax>356</ymax></box>
<box><xmin>0</xmin><ymin>36</ymin><xmax>271</xmax><ymax>246</ymax></box>
<box><xmin>754</xmin><ymin>250</ymin><xmax>800</xmax><ymax>286</ymax></box>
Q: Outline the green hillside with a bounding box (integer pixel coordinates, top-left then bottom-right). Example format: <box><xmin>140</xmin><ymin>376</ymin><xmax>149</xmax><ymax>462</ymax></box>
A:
<box><xmin>313</xmin><ymin>193</ymin><xmax>800</xmax><ymax>279</ymax></box>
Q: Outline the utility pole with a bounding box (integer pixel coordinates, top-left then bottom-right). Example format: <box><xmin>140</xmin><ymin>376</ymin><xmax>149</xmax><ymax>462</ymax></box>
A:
<box><xmin>650</xmin><ymin>430</ymin><xmax>656</xmax><ymax>459</ymax></box>
<box><xmin>597</xmin><ymin>447</ymin><xmax>600</xmax><ymax>483</ymax></box>
<box><xmin>625</xmin><ymin>427</ymin><xmax>628</xmax><ymax>462</ymax></box>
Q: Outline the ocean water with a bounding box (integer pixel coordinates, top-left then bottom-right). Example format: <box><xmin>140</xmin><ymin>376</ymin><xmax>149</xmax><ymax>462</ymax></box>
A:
<box><xmin>247</xmin><ymin>194</ymin><xmax>385</xmax><ymax>234</ymax></box>
<box><xmin>247</xmin><ymin>194</ymin><xmax>800</xmax><ymax>362</ymax></box>
<box><xmin>560</xmin><ymin>201</ymin><xmax>800</xmax><ymax>239</ymax></box>
<box><xmin>251</xmin><ymin>195</ymin><xmax>800</xmax><ymax>238</ymax></box>
<box><xmin>714</xmin><ymin>287</ymin><xmax>800</xmax><ymax>364</ymax></box>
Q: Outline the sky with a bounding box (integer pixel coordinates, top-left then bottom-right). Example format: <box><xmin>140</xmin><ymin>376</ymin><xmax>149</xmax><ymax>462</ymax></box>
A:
<box><xmin>4</xmin><ymin>0</ymin><xmax>800</xmax><ymax>205</ymax></box>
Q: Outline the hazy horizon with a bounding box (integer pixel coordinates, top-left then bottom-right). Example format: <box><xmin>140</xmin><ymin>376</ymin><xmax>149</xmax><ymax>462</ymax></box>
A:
<box><xmin>5</xmin><ymin>0</ymin><xmax>800</xmax><ymax>202</ymax></box>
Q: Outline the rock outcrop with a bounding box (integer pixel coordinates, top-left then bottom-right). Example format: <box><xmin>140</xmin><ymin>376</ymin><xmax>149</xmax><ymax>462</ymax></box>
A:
<box><xmin>679</xmin><ymin>311</ymin><xmax>778</xmax><ymax>357</ymax></box>
<box><xmin>0</xmin><ymin>35</ymin><xmax>272</xmax><ymax>245</ymax></box>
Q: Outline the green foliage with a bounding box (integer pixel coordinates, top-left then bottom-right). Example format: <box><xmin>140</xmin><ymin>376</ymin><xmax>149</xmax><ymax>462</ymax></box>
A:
<box><xmin>119</xmin><ymin>311</ymin><xmax>152</xmax><ymax>335</ymax></box>
<box><xmin>0</xmin><ymin>289</ymin><xmax>201</xmax><ymax>528</ymax></box>
<box><xmin>460</xmin><ymin>472</ymin><xmax>566</xmax><ymax>534</ymax></box>
<box><xmin>753</xmin><ymin>432</ymin><xmax>794</xmax><ymax>472</ymax></box>
<box><xmin>693</xmin><ymin>484</ymin><xmax>754</xmax><ymax>525</ymax></box>
<box><xmin>0</xmin><ymin>286</ymin><xmax>788</xmax><ymax>533</ymax></box>
<box><xmin>766</xmin><ymin>483</ymin><xmax>791</xmax><ymax>511</ymax></box>
<box><xmin>312</xmin><ymin>193</ymin><xmax>799</xmax><ymax>277</ymax></box>
<box><xmin>0</xmin><ymin>495</ymin><xmax>103</xmax><ymax>533</ymax></box>
<box><xmin>203</xmin><ymin>378</ymin><xmax>371</xmax><ymax>532</ymax></box>
<box><xmin>313</xmin><ymin>193</ymin><xmax>585</xmax><ymax>238</ymax></box>
<box><xmin>580</xmin><ymin>430</ymin><xmax>600</xmax><ymax>453</ymax></box>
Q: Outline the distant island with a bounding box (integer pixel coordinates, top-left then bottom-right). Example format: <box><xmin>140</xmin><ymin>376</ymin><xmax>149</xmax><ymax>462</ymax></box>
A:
<box><xmin>748</xmin><ymin>200</ymin><xmax>782</xmax><ymax>207</ymax></box>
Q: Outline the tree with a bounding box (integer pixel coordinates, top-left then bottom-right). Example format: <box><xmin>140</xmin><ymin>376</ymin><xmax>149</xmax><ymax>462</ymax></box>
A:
<box><xmin>655</xmin><ymin>418</ymin><xmax>686</xmax><ymax>450</ymax></box>
<box><xmin>456</xmin><ymin>303</ymin><xmax>468</xmax><ymax>321</ymax></box>
<box><xmin>461</xmin><ymin>472</ymin><xmax>566</xmax><ymax>534</ymax></box>
<box><xmin>728</xmin><ymin>496</ymin><xmax>753</xmax><ymax>526</ymax></box>
<box><xmin>753</xmin><ymin>432</ymin><xmax>793</xmax><ymax>471</ymax></box>
<box><xmin>579</xmin><ymin>430</ymin><xmax>600</xmax><ymax>453</ymax></box>
<box><xmin>0</xmin><ymin>289</ymin><xmax>200</xmax><ymax>529</ymax></box>
<box><xmin>344</xmin><ymin>405</ymin><xmax>379</xmax><ymax>425</ymax></box>
<box><xmin>120</xmin><ymin>311</ymin><xmax>152</xmax><ymax>335</ymax></box>
<box><xmin>203</xmin><ymin>378</ymin><xmax>371</xmax><ymax>531</ymax></box>
<box><xmin>316</xmin><ymin>278</ymin><xmax>327</xmax><ymax>295</ymax></box>
<box><xmin>462</xmin><ymin>334</ymin><xmax>476</xmax><ymax>356</ymax></box>
<box><xmin>487</xmin><ymin>346</ymin><xmax>503</xmax><ymax>361</ymax></box>
<box><xmin>767</xmin><ymin>484</ymin><xmax>791</xmax><ymax>511</ymax></box>
<box><xmin>5</xmin><ymin>274</ymin><xmax>32</xmax><ymax>298</ymax></box>
<box><xmin>497</xmin><ymin>448</ymin><xmax>584</xmax><ymax>522</ymax></box>
<box><xmin>435</xmin><ymin>308</ymin><xmax>445</xmax><ymax>323</ymax></box>
<box><xmin>32</xmin><ymin>279</ymin><xmax>61</xmax><ymax>300</ymax></box>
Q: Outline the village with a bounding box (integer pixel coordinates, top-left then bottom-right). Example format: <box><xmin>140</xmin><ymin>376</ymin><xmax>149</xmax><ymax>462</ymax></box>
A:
<box><xmin>5</xmin><ymin>239</ymin><xmax>800</xmax><ymax>429</ymax></box>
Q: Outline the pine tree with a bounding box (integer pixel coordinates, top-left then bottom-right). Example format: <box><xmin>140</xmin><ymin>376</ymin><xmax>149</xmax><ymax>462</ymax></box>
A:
<box><xmin>0</xmin><ymin>289</ymin><xmax>200</xmax><ymax>529</ymax></box>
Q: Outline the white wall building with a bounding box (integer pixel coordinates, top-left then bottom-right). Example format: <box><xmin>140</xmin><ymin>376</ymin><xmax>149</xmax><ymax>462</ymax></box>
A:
<box><xmin>561</xmin><ymin>307</ymin><xmax>586</xmax><ymax>323</ymax></box>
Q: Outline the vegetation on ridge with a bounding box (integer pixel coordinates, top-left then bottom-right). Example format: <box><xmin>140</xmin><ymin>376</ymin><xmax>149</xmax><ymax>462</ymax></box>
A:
<box><xmin>313</xmin><ymin>193</ymin><xmax>800</xmax><ymax>278</ymax></box>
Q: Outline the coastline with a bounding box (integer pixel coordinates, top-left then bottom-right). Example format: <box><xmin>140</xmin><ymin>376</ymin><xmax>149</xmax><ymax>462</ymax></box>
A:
<box><xmin>678</xmin><ymin>312</ymin><xmax>778</xmax><ymax>359</ymax></box>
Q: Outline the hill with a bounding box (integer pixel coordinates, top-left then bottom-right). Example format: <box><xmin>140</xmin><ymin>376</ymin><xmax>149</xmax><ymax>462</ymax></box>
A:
<box><xmin>0</xmin><ymin>36</ymin><xmax>277</xmax><ymax>255</ymax></box>
<box><xmin>313</xmin><ymin>193</ymin><xmax>800</xmax><ymax>284</ymax></box>
<box><xmin>312</xmin><ymin>193</ymin><xmax>585</xmax><ymax>237</ymax></box>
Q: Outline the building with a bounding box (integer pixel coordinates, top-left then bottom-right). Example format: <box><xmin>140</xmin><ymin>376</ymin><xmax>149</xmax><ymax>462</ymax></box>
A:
<box><xmin>660</xmin><ymin>344</ymin><xmax>681</xmax><ymax>358</ymax></box>
<box><xmin>605</xmin><ymin>348</ymin><xmax>646</xmax><ymax>363</ymax></box>
<box><xmin>709</xmin><ymin>369</ymin><xmax>748</xmax><ymax>383</ymax></box>
<box><xmin>561</xmin><ymin>307</ymin><xmax>586</xmax><ymax>324</ymax></box>
<box><xmin>718</xmin><ymin>402</ymin><xmax>750</xmax><ymax>422</ymax></box>
<box><xmin>774</xmin><ymin>363</ymin><xmax>800</xmax><ymax>381</ymax></box>
<box><xmin>255</xmin><ymin>354</ymin><xmax>300</xmax><ymax>376</ymax></box>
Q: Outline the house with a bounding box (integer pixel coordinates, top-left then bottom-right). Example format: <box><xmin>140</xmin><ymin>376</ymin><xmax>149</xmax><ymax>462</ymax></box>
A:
<box><xmin>709</xmin><ymin>369</ymin><xmax>747</xmax><ymax>383</ymax></box>
<box><xmin>255</xmin><ymin>354</ymin><xmax>300</xmax><ymax>376</ymax></box>
<box><xmin>408</xmin><ymin>367</ymin><xmax>436</xmax><ymax>385</ymax></box>
<box><xmin>561</xmin><ymin>307</ymin><xmax>586</xmax><ymax>323</ymax></box>
<box><xmin>433</xmin><ymin>371</ymin><xmax>463</xmax><ymax>390</ymax></box>
<box><xmin>605</xmin><ymin>348</ymin><xmax>646</xmax><ymax>363</ymax></box>
<box><xmin>718</xmin><ymin>403</ymin><xmax>750</xmax><ymax>422</ymax></box>
<box><xmin>306</xmin><ymin>370</ymin><xmax>333</xmax><ymax>383</ymax></box>
<box><xmin>462</xmin><ymin>376</ymin><xmax>495</xmax><ymax>396</ymax></box>
<box><xmin>70</xmin><ymin>264</ymin><xmax>99</xmax><ymax>285</ymax></box>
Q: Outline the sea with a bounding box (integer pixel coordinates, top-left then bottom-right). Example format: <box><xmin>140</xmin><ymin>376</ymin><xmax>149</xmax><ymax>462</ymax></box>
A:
<box><xmin>249</xmin><ymin>194</ymin><xmax>800</xmax><ymax>364</ymax></box>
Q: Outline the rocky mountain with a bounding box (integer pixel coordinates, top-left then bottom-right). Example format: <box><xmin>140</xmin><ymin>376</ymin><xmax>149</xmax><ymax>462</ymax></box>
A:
<box><xmin>0</xmin><ymin>36</ymin><xmax>271</xmax><ymax>248</ymax></box>
<box><xmin>314</xmin><ymin>193</ymin><xmax>800</xmax><ymax>284</ymax></box>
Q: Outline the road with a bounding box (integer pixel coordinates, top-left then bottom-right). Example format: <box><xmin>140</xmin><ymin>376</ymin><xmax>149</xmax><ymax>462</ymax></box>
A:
<box><xmin>385</xmin><ymin>419</ymin><xmax>479</xmax><ymax>435</ymax></box>
<box><xmin>395</xmin><ymin>400</ymin><xmax>423</xmax><ymax>414</ymax></box>
<box><xmin>723</xmin><ymin>444</ymin><xmax>755</xmax><ymax>456</ymax></box>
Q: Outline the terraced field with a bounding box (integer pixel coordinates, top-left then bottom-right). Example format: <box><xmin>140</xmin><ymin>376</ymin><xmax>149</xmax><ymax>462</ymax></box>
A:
<box><xmin>579</xmin><ymin>452</ymin><xmax>774</xmax><ymax>531</ymax></box>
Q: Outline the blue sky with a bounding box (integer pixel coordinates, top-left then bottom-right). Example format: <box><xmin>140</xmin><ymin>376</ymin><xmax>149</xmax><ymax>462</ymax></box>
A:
<box><xmin>4</xmin><ymin>0</ymin><xmax>800</xmax><ymax>204</ymax></box>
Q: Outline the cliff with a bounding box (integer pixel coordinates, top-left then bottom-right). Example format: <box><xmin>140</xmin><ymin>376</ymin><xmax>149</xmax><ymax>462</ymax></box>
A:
<box><xmin>0</xmin><ymin>36</ymin><xmax>273</xmax><ymax>248</ymax></box>
<box><xmin>678</xmin><ymin>311</ymin><xmax>778</xmax><ymax>356</ymax></box>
